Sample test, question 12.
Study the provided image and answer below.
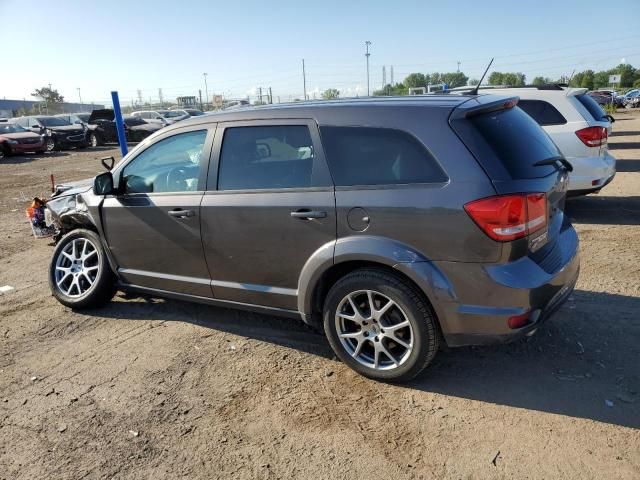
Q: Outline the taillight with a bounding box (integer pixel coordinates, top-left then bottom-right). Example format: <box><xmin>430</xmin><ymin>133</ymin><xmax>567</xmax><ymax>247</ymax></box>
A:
<box><xmin>575</xmin><ymin>126</ymin><xmax>607</xmax><ymax>147</ymax></box>
<box><xmin>464</xmin><ymin>193</ymin><xmax>547</xmax><ymax>242</ymax></box>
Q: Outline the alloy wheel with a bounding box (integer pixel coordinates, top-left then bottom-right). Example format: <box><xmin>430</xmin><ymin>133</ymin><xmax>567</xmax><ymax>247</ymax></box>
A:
<box><xmin>45</xmin><ymin>138</ymin><xmax>55</xmax><ymax>152</ymax></box>
<box><xmin>335</xmin><ymin>289</ymin><xmax>414</xmax><ymax>370</ymax></box>
<box><xmin>54</xmin><ymin>238</ymin><xmax>100</xmax><ymax>298</ymax></box>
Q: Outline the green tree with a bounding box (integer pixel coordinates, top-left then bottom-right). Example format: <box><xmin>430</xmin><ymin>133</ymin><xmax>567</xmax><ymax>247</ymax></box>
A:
<box><xmin>593</xmin><ymin>71</ymin><xmax>610</xmax><ymax>89</ymax></box>
<box><xmin>403</xmin><ymin>73</ymin><xmax>427</xmax><ymax>89</ymax></box>
<box><xmin>441</xmin><ymin>72</ymin><xmax>469</xmax><ymax>88</ymax></box>
<box><xmin>31</xmin><ymin>86</ymin><xmax>64</xmax><ymax>104</ymax></box>
<box><xmin>468</xmin><ymin>78</ymin><xmax>480</xmax><ymax>86</ymax></box>
<box><xmin>488</xmin><ymin>72</ymin><xmax>504</xmax><ymax>85</ymax></box>
<box><xmin>321</xmin><ymin>88</ymin><xmax>340</xmax><ymax>100</ymax></box>
<box><xmin>580</xmin><ymin>70</ymin><xmax>595</xmax><ymax>90</ymax></box>
<box><xmin>373</xmin><ymin>83</ymin><xmax>407</xmax><ymax>96</ymax></box>
<box><xmin>532</xmin><ymin>76</ymin><xmax>546</xmax><ymax>86</ymax></box>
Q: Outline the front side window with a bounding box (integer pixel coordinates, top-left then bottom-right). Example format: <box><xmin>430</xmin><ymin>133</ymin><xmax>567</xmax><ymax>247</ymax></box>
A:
<box><xmin>218</xmin><ymin>125</ymin><xmax>315</xmax><ymax>190</ymax></box>
<box><xmin>121</xmin><ymin>130</ymin><xmax>207</xmax><ymax>194</ymax></box>
<box><xmin>320</xmin><ymin>126</ymin><xmax>447</xmax><ymax>186</ymax></box>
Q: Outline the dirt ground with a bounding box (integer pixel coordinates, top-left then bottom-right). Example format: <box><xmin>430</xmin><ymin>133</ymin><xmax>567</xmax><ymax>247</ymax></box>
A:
<box><xmin>0</xmin><ymin>113</ymin><xmax>639</xmax><ymax>480</ymax></box>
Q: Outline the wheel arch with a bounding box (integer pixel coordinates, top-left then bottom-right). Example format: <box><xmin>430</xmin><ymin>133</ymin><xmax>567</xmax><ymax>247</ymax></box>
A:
<box><xmin>297</xmin><ymin>236</ymin><xmax>456</xmax><ymax>329</ymax></box>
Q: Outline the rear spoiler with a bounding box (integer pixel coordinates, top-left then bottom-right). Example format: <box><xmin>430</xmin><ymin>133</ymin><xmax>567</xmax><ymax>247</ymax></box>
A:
<box><xmin>565</xmin><ymin>88</ymin><xmax>588</xmax><ymax>97</ymax></box>
<box><xmin>450</xmin><ymin>95</ymin><xmax>520</xmax><ymax>119</ymax></box>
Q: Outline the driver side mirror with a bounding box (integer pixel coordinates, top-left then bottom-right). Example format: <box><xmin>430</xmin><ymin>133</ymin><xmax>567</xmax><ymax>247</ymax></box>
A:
<box><xmin>605</xmin><ymin>114</ymin><xmax>615</xmax><ymax>123</ymax></box>
<box><xmin>94</xmin><ymin>171</ymin><xmax>115</xmax><ymax>195</ymax></box>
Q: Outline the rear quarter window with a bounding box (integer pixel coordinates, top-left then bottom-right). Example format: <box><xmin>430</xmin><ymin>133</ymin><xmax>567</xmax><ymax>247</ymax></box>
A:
<box><xmin>319</xmin><ymin>126</ymin><xmax>447</xmax><ymax>187</ymax></box>
<box><xmin>517</xmin><ymin>100</ymin><xmax>566</xmax><ymax>126</ymax></box>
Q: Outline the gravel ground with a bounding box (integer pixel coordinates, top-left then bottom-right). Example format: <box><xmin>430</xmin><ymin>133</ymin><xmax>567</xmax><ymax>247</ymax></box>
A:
<box><xmin>0</xmin><ymin>113</ymin><xmax>639</xmax><ymax>479</ymax></box>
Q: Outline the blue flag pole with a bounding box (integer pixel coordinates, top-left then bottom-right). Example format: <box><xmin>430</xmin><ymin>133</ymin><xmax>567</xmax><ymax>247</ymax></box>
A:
<box><xmin>111</xmin><ymin>91</ymin><xmax>128</xmax><ymax>157</ymax></box>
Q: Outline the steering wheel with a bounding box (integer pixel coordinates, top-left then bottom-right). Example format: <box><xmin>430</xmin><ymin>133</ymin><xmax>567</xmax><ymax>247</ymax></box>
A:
<box><xmin>165</xmin><ymin>167</ymin><xmax>190</xmax><ymax>191</ymax></box>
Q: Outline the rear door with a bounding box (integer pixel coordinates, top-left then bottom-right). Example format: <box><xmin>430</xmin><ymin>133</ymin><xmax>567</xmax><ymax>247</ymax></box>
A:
<box><xmin>200</xmin><ymin>120</ymin><xmax>336</xmax><ymax>311</ymax></box>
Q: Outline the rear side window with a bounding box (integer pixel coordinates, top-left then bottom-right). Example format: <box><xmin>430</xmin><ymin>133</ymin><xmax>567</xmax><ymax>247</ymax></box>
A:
<box><xmin>468</xmin><ymin>106</ymin><xmax>560</xmax><ymax>179</ymax></box>
<box><xmin>320</xmin><ymin>127</ymin><xmax>447</xmax><ymax>186</ymax></box>
<box><xmin>575</xmin><ymin>94</ymin><xmax>606</xmax><ymax>122</ymax></box>
<box><xmin>218</xmin><ymin>125</ymin><xmax>315</xmax><ymax>190</ymax></box>
<box><xmin>517</xmin><ymin>100</ymin><xmax>566</xmax><ymax>126</ymax></box>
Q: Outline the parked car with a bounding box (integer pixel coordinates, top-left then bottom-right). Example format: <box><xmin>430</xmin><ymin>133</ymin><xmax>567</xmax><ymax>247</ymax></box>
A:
<box><xmin>11</xmin><ymin>116</ymin><xmax>87</xmax><ymax>151</ymax></box>
<box><xmin>46</xmin><ymin>96</ymin><xmax>579</xmax><ymax>381</ymax></box>
<box><xmin>451</xmin><ymin>85</ymin><xmax>616</xmax><ymax>196</ymax></box>
<box><xmin>56</xmin><ymin>113</ymin><xmax>103</xmax><ymax>147</ymax></box>
<box><xmin>622</xmin><ymin>89</ymin><xmax>640</xmax><ymax>108</ymax></box>
<box><xmin>0</xmin><ymin>122</ymin><xmax>45</xmax><ymax>158</ymax></box>
<box><xmin>131</xmin><ymin>110</ymin><xmax>188</xmax><ymax>126</ymax></box>
<box><xmin>590</xmin><ymin>90</ymin><xmax>624</xmax><ymax>107</ymax></box>
<box><xmin>222</xmin><ymin>100</ymin><xmax>250</xmax><ymax>110</ymax></box>
<box><xmin>123</xmin><ymin>116</ymin><xmax>164</xmax><ymax>142</ymax></box>
<box><xmin>169</xmin><ymin>108</ymin><xmax>205</xmax><ymax>117</ymax></box>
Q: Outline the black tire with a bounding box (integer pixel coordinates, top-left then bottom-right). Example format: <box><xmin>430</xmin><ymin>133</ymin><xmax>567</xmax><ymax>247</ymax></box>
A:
<box><xmin>0</xmin><ymin>144</ymin><xmax>8</xmax><ymax>160</ymax></box>
<box><xmin>323</xmin><ymin>268</ymin><xmax>439</xmax><ymax>382</ymax></box>
<box><xmin>49</xmin><ymin>229</ymin><xmax>116</xmax><ymax>309</ymax></box>
<box><xmin>45</xmin><ymin>137</ymin><xmax>56</xmax><ymax>152</ymax></box>
<box><xmin>88</xmin><ymin>132</ymin><xmax>98</xmax><ymax>148</ymax></box>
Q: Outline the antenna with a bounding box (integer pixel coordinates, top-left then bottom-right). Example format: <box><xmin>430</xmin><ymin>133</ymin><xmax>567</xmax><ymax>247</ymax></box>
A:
<box><xmin>469</xmin><ymin>58</ymin><xmax>494</xmax><ymax>96</ymax></box>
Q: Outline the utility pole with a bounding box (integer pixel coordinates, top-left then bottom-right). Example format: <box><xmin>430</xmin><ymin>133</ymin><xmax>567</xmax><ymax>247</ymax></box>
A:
<box><xmin>382</xmin><ymin>66</ymin><xmax>386</xmax><ymax>89</ymax></box>
<box><xmin>302</xmin><ymin>59</ymin><xmax>307</xmax><ymax>100</ymax></box>
<box><xmin>77</xmin><ymin>88</ymin><xmax>83</xmax><ymax>110</ymax></box>
<box><xmin>269</xmin><ymin>87</ymin><xmax>273</xmax><ymax>104</ymax></box>
<box><xmin>390</xmin><ymin>65</ymin><xmax>394</xmax><ymax>85</ymax></box>
<box><xmin>203</xmin><ymin>73</ymin><xmax>209</xmax><ymax>110</ymax></box>
<box><xmin>158</xmin><ymin>88</ymin><xmax>164</xmax><ymax>107</ymax></box>
<box><xmin>365</xmin><ymin>41</ymin><xmax>371</xmax><ymax>96</ymax></box>
<box><xmin>457</xmin><ymin>61</ymin><xmax>461</xmax><ymax>73</ymax></box>
<box><xmin>137</xmin><ymin>89</ymin><xmax>143</xmax><ymax>107</ymax></box>
<box><xmin>258</xmin><ymin>87</ymin><xmax>263</xmax><ymax>104</ymax></box>
<box><xmin>199</xmin><ymin>89</ymin><xmax>203</xmax><ymax>110</ymax></box>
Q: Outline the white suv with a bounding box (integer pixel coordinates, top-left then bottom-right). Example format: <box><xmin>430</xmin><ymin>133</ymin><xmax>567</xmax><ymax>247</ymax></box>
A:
<box><xmin>452</xmin><ymin>85</ymin><xmax>616</xmax><ymax>195</ymax></box>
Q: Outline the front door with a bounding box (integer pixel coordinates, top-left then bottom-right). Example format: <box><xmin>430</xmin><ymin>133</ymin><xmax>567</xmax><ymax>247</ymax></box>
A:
<box><xmin>200</xmin><ymin>120</ymin><xmax>336</xmax><ymax>311</ymax></box>
<box><xmin>101</xmin><ymin>126</ymin><xmax>214</xmax><ymax>297</ymax></box>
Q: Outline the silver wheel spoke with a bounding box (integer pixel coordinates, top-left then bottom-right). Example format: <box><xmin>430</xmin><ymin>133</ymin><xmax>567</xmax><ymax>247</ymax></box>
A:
<box><xmin>83</xmin><ymin>249</ymin><xmax>97</xmax><ymax>261</ymax></box>
<box><xmin>85</xmin><ymin>265</ymin><xmax>99</xmax><ymax>272</ymax></box>
<box><xmin>82</xmin><ymin>272</ymin><xmax>94</xmax><ymax>286</ymax></box>
<box><xmin>57</xmin><ymin>272</ymin><xmax>71</xmax><ymax>287</ymax></box>
<box><xmin>335</xmin><ymin>289</ymin><xmax>414</xmax><ymax>371</ymax></box>
<box><xmin>54</xmin><ymin>237</ymin><xmax>100</xmax><ymax>298</ymax></box>
<box><xmin>62</xmin><ymin>251</ymin><xmax>74</xmax><ymax>262</ymax></box>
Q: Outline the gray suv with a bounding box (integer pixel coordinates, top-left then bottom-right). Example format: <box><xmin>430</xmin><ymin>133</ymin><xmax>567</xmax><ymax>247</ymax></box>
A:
<box><xmin>46</xmin><ymin>96</ymin><xmax>580</xmax><ymax>381</ymax></box>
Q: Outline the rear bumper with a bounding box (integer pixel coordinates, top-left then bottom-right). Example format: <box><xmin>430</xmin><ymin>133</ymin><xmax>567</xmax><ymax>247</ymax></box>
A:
<box><xmin>421</xmin><ymin>225</ymin><xmax>580</xmax><ymax>347</ymax></box>
<box><xmin>567</xmin><ymin>152</ymin><xmax>616</xmax><ymax>193</ymax></box>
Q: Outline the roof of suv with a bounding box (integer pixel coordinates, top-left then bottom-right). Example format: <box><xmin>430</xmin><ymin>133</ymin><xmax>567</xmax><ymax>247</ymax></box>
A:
<box><xmin>175</xmin><ymin>95</ymin><xmax>478</xmax><ymax>127</ymax></box>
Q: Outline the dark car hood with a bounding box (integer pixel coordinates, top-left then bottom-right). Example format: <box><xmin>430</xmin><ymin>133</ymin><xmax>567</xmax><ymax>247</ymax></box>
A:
<box><xmin>48</xmin><ymin>125</ymin><xmax>84</xmax><ymax>133</ymax></box>
<box><xmin>88</xmin><ymin>109</ymin><xmax>115</xmax><ymax>123</ymax></box>
<box><xmin>0</xmin><ymin>131</ymin><xmax>42</xmax><ymax>141</ymax></box>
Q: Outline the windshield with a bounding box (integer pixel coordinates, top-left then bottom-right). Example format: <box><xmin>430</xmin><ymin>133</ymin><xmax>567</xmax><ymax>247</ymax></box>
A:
<box><xmin>0</xmin><ymin>124</ymin><xmax>27</xmax><ymax>134</ymax></box>
<box><xmin>38</xmin><ymin>117</ymin><xmax>71</xmax><ymax>127</ymax></box>
<box><xmin>76</xmin><ymin>114</ymin><xmax>90</xmax><ymax>122</ymax></box>
<box><xmin>163</xmin><ymin>111</ymin><xmax>184</xmax><ymax>118</ymax></box>
<box><xmin>124</xmin><ymin>117</ymin><xmax>146</xmax><ymax>126</ymax></box>
<box><xmin>465</xmin><ymin>105</ymin><xmax>559</xmax><ymax>179</ymax></box>
<box><xmin>575</xmin><ymin>94</ymin><xmax>607</xmax><ymax>122</ymax></box>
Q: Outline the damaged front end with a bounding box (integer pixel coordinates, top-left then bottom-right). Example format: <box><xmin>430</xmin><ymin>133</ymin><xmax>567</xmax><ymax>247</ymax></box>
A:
<box><xmin>46</xmin><ymin>181</ymin><xmax>98</xmax><ymax>243</ymax></box>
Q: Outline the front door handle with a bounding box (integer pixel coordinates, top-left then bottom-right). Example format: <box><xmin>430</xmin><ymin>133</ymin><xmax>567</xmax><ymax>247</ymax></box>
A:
<box><xmin>168</xmin><ymin>209</ymin><xmax>196</xmax><ymax>219</ymax></box>
<box><xmin>290</xmin><ymin>209</ymin><xmax>327</xmax><ymax>219</ymax></box>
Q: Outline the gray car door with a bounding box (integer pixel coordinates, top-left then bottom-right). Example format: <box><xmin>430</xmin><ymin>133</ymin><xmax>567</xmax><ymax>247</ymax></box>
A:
<box><xmin>101</xmin><ymin>124</ymin><xmax>215</xmax><ymax>297</ymax></box>
<box><xmin>200</xmin><ymin>119</ymin><xmax>336</xmax><ymax>311</ymax></box>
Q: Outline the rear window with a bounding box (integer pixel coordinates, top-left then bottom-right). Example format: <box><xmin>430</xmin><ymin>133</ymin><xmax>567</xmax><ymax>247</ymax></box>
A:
<box><xmin>575</xmin><ymin>94</ymin><xmax>606</xmax><ymax>122</ymax></box>
<box><xmin>467</xmin><ymin>106</ymin><xmax>560</xmax><ymax>179</ymax></box>
<box><xmin>320</xmin><ymin>126</ymin><xmax>447</xmax><ymax>186</ymax></box>
<box><xmin>517</xmin><ymin>100</ymin><xmax>566</xmax><ymax>126</ymax></box>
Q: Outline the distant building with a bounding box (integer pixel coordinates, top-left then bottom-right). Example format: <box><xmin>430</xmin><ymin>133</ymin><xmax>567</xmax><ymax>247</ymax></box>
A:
<box><xmin>0</xmin><ymin>99</ymin><xmax>105</xmax><ymax>118</ymax></box>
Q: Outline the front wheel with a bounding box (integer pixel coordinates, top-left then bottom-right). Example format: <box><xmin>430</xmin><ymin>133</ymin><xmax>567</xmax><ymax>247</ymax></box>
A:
<box><xmin>49</xmin><ymin>229</ymin><xmax>116</xmax><ymax>309</ymax></box>
<box><xmin>323</xmin><ymin>268</ymin><xmax>439</xmax><ymax>382</ymax></box>
<box><xmin>88</xmin><ymin>132</ymin><xmax>98</xmax><ymax>147</ymax></box>
<box><xmin>45</xmin><ymin>137</ymin><xmax>56</xmax><ymax>152</ymax></box>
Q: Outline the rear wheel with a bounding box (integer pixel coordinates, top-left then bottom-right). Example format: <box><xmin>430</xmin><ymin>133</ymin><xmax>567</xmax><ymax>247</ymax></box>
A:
<box><xmin>323</xmin><ymin>268</ymin><xmax>439</xmax><ymax>382</ymax></box>
<box><xmin>49</xmin><ymin>229</ymin><xmax>116</xmax><ymax>309</ymax></box>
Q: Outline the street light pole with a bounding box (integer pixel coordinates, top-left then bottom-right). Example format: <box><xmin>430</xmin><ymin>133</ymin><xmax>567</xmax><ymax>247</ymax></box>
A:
<box><xmin>365</xmin><ymin>41</ymin><xmax>371</xmax><ymax>96</ymax></box>
<box><xmin>203</xmin><ymin>73</ymin><xmax>209</xmax><ymax>110</ymax></box>
<box><xmin>77</xmin><ymin>88</ymin><xmax>83</xmax><ymax>110</ymax></box>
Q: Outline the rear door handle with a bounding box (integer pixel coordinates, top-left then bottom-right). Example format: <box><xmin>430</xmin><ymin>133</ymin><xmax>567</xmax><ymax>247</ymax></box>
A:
<box><xmin>290</xmin><ymin>209</ymin><xmax>327</xmax><ymax>219</ymax></box>
<box><xmin>168</xmin><ymin>209</ymin><xmax>196</xmax><ymax>219</ymax></box>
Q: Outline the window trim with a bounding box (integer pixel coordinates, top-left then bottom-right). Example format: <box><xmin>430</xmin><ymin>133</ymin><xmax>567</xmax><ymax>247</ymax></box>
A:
<box><xmin>110</xmin><ymin>123</ymin><xmax>216</xmax><ymax>196</ymax></box>
<box><xmin>208</xmin><ymin>119</ymin><xmax>333</xmax><ymax>192</ymax></box>
<box><xmin>318</xmin><ymin>125</ymin><xmax>449</xmax><ymax>188</ymax></box>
